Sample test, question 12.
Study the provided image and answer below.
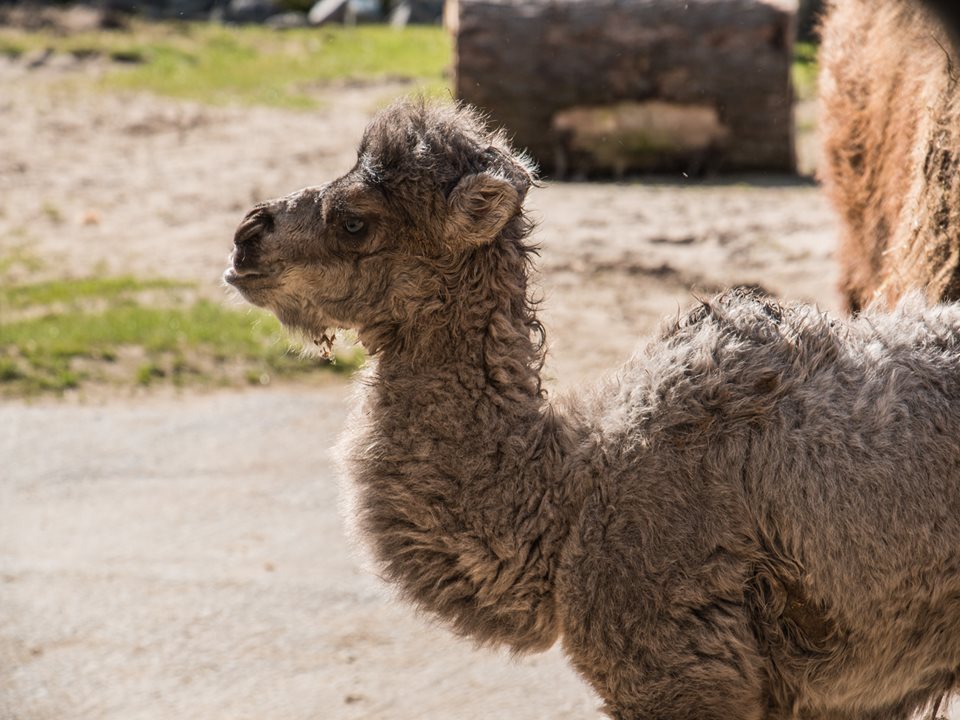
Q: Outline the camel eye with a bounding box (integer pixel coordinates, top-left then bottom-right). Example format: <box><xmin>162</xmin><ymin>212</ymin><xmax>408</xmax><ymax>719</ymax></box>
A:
<box><xmin>343</xmin><ymin>218</ymin><xmax>365</xmax><ymax>235</ymax></box>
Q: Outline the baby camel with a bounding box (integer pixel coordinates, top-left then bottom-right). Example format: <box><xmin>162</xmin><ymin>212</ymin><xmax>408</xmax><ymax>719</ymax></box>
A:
<box><xmin>226</xmin><ymin>101</ymin><xmax>960</xmax><ymax>719</ymax></box>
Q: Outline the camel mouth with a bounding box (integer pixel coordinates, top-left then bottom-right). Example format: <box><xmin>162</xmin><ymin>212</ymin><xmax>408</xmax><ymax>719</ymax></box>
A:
<box><xmin>223</xmin><ymin>266</ymin><xmax>273</xmax><ymax>286</ymax></box>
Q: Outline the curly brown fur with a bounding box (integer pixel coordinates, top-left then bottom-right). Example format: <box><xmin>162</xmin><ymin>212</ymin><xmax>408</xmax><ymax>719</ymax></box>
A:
<box><xmin>820</xmin><ymin>0</ymin><xmax>960</xmax><ymax>312</ymax></box>
<box><xmin>227</xmin><ymin>100</ymin><xmax>960</xmax><ymax>719</ymax></box>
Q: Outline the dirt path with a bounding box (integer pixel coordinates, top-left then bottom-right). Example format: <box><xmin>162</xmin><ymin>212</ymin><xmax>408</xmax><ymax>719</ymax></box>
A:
<box><xmin>3</xmin><ymin>58</ymin><xmax>957</xmax><ymax>719</ymax></box>
<box><xmin>0</xmin><ymin>385</ymin><xmax>600</xmax><ymax>720</ymax></box>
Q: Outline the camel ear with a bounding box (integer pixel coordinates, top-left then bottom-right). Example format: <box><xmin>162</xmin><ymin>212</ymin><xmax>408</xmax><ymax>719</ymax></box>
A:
<box><xmin>445</xmin><ymin>172</ymin><xmax>522</xmax><ymax>247</ymax></box>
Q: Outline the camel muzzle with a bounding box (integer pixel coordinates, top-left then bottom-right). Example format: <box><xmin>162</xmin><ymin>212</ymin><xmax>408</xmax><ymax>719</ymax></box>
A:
<box><xmin>229</xmin><ymin>206</ymin><xmax>275</xmax><ymax>277</ymax></box>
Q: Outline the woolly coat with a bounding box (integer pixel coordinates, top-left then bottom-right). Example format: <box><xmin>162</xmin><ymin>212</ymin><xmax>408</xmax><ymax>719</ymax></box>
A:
<box><xmin>342</xmin><ymin>288</ymin><xmax>960</xmax><ymax>720</ymax></box>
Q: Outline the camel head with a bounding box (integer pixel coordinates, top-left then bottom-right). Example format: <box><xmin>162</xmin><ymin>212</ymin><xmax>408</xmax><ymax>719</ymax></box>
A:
<box><xmin>224</xmin><ymin>100</ymin><xmax>536</xmax><ymax>355</ymax></box>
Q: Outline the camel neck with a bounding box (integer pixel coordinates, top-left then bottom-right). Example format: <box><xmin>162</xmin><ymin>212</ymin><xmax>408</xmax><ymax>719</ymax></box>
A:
<box><xmin>344</xmin><ymin>310</ymin><xmax>583</xmax><ymax>652</ymax></box>
<box><xmin>362</xmin><ymin>237</ymin><xmax>546</xmax><ymax>396</ymax></box>
<box><xmin>375</xmin><ymin>317</ymin><xmax>545</xmax><ymax>405</ymax></box>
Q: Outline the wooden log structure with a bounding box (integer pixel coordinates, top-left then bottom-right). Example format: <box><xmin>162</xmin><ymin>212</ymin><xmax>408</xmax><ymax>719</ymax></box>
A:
<box><xmin>452</xmin><ymin>0</ymin><xmax>797</xmax><ymax>177</ymax></box>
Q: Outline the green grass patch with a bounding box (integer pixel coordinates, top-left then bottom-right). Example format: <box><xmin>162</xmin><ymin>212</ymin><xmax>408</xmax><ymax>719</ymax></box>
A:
<box><xmin>0</xmin><ymin>275</ymin><xmax>186</xmax><ymax>309</ymax></box>
<box><xmin>0</xmin><ymin>22</ymin><xmax>451</xmax><ymax>108</ymax></box>
<box><xmin>0</xmin><ymin>275</ymin><xmax>363</xmax><ymax>396</ymax></box>
<box><xmin>0</xmin><ymin>36</ymin><xmax>25</xmax><ymax>58</ymax></box>
<box><xmin>793</xmin><ymin>41</ymin><xmax>819</xmax><ymax>103</ymax></box>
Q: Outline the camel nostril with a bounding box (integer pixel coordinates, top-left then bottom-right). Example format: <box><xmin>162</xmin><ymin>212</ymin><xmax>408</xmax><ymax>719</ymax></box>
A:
<box><xmin>232</xmin><ymin>243</ymin><xmax>255</xmax><ymax>269</ymax></box>
<box><xmin>234</xmin><ymin>207</ymin><xmax>275</xmax><ymax>247</ymax></box>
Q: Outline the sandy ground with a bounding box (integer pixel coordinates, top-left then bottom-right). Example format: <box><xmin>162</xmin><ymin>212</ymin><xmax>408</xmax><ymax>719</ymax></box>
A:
<box><xmin>2</xmin><ymin>55</ymin><xmax>958</xmax><ymax>719</ymax></box>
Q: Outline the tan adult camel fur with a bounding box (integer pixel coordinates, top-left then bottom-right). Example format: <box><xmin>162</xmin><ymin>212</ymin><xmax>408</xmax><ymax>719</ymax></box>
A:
<box><xmin>226</xmin><ymin>100</ymin><xmax>960</xmax><ymax>719</ymax></box>
<box><xmin>820</xmin><ymin>0</ymin><xmax>960</xmax><ymax>311</ymax></box>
